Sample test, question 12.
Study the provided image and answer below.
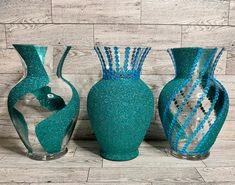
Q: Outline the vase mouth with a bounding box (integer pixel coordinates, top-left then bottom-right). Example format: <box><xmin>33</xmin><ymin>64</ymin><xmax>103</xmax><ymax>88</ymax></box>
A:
<box><xmin>168</xmin><ymin>47</ymin><xmax>224</xmax><ymax>78</ymax></box>
<box><xmin>94</xmin><ymin>43</ymin><xmax>151</xmax><ymax>80</ymax></box>
<box><xmin>168</xmin><ymin>47</ymin><xmax>224</xmax><ymax>52</ymax></box>
<box><xmin>94</xmin><ymin>43</ymin><xmax>151</xmax><ymax>50</ymax></box>
<box><xmin>12</xmin><ymin>44</ymin><xmax>72</xmax><ymax>48</ymax></box>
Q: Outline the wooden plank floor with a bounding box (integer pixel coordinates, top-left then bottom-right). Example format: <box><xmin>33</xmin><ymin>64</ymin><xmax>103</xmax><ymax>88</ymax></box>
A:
<box><xmin>0</xmin><ymin>139</ymin><xmax>234</xmax><ymax>184</ymax></box>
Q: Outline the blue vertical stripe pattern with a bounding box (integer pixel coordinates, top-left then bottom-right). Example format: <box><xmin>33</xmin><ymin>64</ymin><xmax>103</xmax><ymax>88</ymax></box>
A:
<box><xmin>94</xmin><ymin>45</ymin><xmax>151</xmax><ymax>80</ymax></box>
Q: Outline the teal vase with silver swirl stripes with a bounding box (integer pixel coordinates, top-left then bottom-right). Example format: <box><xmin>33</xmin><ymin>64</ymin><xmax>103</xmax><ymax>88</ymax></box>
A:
<box><xmin>8</xmin><ymin>45</ymin><xmax>80</xmax><ymax>160</ymax></box>
<box><xmin>158</xmin><ymin>47</ymin><xmax>229</xmax><ymax>160</ymax></box>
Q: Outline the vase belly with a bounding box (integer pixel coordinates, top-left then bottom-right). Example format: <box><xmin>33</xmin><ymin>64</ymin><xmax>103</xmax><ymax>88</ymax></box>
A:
<box><xmin>87</xmin><ymin>79</ymin><xmax>154</xmax><ymax>161</ymax></box>
<box><xmin>159</xmin><ymin>77</ymin><xmax>229</xmax><ymax>157</ymax></box>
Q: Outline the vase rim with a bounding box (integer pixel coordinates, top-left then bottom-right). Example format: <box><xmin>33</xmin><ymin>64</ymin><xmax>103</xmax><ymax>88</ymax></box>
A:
<box><xmin>168</xmin><ymin>47</ymin><xmax>224</xmax><ymax>51</ymax></box>
<box><xmin>12</xmin><ymin>44</ymin><xmax>72</xmax><ymax>48</ymax></box>
<box><xmin>94</xmin><ymin>42</ymin><xmax>151</xmax><ymax>49</ymax></box>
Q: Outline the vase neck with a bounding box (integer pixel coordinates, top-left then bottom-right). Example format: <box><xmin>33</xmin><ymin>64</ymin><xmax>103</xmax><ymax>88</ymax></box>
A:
<box><xmin>13</xmin><ymin>45</ymin><xmax>48</xmax><ymax>78</ymax></box>
<box><xmin>94</xmin><ymin>45</ymin><xmax>151</xmax><ymax>80</ymax></box>
<box><xmin>13</xmin><ymin>45</ymin><xmax>72</xmax><ymax>81</ymax></box>
<box><xmin>168</xmin><ymin>48</ymin><xmax>224</xmax><ymax>79</ymax></box>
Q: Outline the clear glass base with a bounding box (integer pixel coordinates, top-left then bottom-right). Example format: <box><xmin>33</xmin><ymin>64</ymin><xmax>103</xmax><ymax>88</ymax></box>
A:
<box><xmin>170</xmin><ymin>150</ymin><xmax>210</xmax><ymax>160</ymax></box>
<box><xmin>27</xmin><ymin>148</ymin><xmax>68</xmax><ymax>161</ymax></box>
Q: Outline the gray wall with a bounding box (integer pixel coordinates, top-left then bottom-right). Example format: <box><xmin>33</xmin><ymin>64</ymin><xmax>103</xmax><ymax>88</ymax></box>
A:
<box><xmin>0</xmin><ymin>0</ymin><xmax>234</xmax><ymax>140</ymax></box>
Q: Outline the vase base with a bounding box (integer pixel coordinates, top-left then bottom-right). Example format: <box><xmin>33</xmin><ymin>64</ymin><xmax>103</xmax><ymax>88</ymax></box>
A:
<box><xmin>27</xmin><ymin>148</ymin><xmax>68</xmax><ymax>161</ymax></box>
<box><xmin>100</xmin><ymin>150</ymin><xmax>139</xmax><ymax>161</ymax></box>
<box><xmin>170</xmin><ymin>150</ymin><xmax>210</xmax><ymax>160</ymax></box>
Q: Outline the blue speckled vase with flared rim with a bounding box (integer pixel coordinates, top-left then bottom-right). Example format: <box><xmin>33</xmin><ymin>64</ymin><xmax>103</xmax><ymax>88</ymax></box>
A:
<box><xmin>158</xmin><ymin>47</ymin><xmax>229</xmax><ymax>160</ymax></box>
<box><xmin>8</xmin><ymin>44</ymin><xmax>80</xmax><ymax>160</ymax></box>
<box><xmin>87</xmin><ymin>44</ymin><xmax>154</xmax><ymax>161</ymax></box>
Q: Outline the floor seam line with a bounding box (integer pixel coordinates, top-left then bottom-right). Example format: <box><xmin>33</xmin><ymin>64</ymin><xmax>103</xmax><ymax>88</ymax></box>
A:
<box><xmin>86</xmin><ymin>167</ymin><xmax>90</xmax><ymax>182</ymax></box>
<box><xmin>195</xmin><ymin>167</ymin><xmax>206</xmax><ymax>183</ymax></box>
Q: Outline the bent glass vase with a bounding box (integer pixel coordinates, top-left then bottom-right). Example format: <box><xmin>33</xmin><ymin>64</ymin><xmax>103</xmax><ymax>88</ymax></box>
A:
<box><xmin>8</xmin><ymin>45</ymin><xmax>80</xmax><ymax>160</ymax></box>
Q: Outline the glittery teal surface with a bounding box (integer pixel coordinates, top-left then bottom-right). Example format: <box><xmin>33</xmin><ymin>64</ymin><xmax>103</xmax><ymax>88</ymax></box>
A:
<box><xmin>87</xmin><ymin>45</ymin><xmax>154</xmax><ymax>161</ymax></box>
<box><xmin>158</xmin><ymin>47</ymin><xmax>229</xmax><ymax>156</ymax></box>
<box><xmin>88</xmin><ymin>79</ymin><xmax>154</xmax><ymax>161</ymax></box>
<box><xmin>8</xmin><ymin>45</ymin><xmax>80</xmax><ymax>155</ymax></box>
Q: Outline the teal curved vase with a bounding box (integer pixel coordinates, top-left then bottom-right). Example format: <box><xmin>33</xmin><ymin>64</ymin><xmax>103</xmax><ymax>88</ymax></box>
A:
<box><xmin>87</xmin><ymin>45</ymin><xmax>154</xmax><ymax>161</ymax></box>
<box><xmin>8</xmin><ymin>45</ymin><xmax>80</xmax><ymax>160</ymax></box>
<box><xmin>158</xmin><ymin>47</ymin><xmax>229</xmax><ymax>160</ymax></box>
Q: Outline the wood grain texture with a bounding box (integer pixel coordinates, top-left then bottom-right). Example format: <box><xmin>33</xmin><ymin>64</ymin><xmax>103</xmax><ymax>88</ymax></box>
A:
<box><xmin>227</xmin><ymin>99</ymin><xmax>235</xmax><ymax>120</ymax></box>
<box><xmin>0</xmin><ymin>167</ymin><xmax>88</xmax><ymax>183</ymax></box>
<box><xmin>27</xmin><ymin>183</ymin><xmax>235</xmax><ymax>185</ymax></box>
<box><xmin>203</xmin><ymin>150</ymin><xmax>235</xmax><ymax>167</ymax></box>
<box><xmin>88</xmin><ymin>167</ymin><xmax>204</xmax><ymax>183</ymax></box>
<box><xmin>73</xmin><ymin>120</ymin><xmax>95</xmax><ymax>139</ymax></box>
<box><xmin>94</xmin><ymin>24</ymin><xmax>181</xmax><ymax>50</ymax></box>
<box><xmin>0</xmin><ymin>48</ymin><xmax>226</xmax><ymax>75</ymax></box>
<box><xmin>0</xmin><ymin>119</ymin><xmax>19</xmax><ymax>139</ymax></box>
<box><xmin>143</xmin><ymin>50</ymin><xmax>226</xmax><ymax>75</ymax></box>
<box><xmin>0</xmin><ymin>139</ymin><xmax>234</xmax><ymax>183</ymax></box>
<box><xmin>0</xmin><ymin>74</ymin><xmax>22</xmax><ymax>97</ymax></box>
<box><xmin>226</xmin><ymin>50</ymin><xmax>235</xmax><ymax>74</ymax></box>
<box><xmin>0</xmin><ymin>138</ymin><xmax>25</xmax><ymax>154</ymax></box>
<box><xmin>0</xmin><ymin>0</ymin><xmax>51</xmax><ymax>23</ymax></box>
<box><xmin>31</xmin><ymin>183</ymin><xmax>151</xmax><ymax>185</ymax></box>
<box><xmin>0</xmin><ymin>183</ymin><xmax>30</xmax><ymax>185</ymax></box>
<box><xmin>103</xmin><ymin>154</ymin><xmax>206</xmax><ymax>168</ymax></box>
<box><xmin>142</xmin><ymin>0</ymin><xmax>229</xmax><ymax>25</ymax></box>
<box><xmin>0</xmin><ymin>154</ymin><xmax>5</xmax><ymax>161</ymax></box>
<box><xmin>217</xmin><ymin>75</ymin><xmax>235</xmax><ymax>99</ymax></box>
<box><xmin>0</xmin><ymin>25</ymin><xmax>6</xmax><ymax>48</ymax></box>
<box><xmin>218</xmin><ymin>121</ymin><xmax>235</xmax><ymax>140</ymax></box>
<box><xmin>152</xmin><ymin>183</ymin><xmax>235</xmax><ymax>185</ymax></box>
<box><xmin>229</xmin><ymin>0</ymin><xmax>235</xmax><ymax>25</ymax></box>
<box><xmin>0</xmin><ymin>183</ymin><xmax>29</xmax><ymax>185</ymax></box>
<box><xmin>212</xmin><ymin>140</ymin><xmax>235</xmax><ymax>150</ymax></box>
<box><xmin>64</xmin><ymin>74</ymin><xmax>100</xmax><ymax>98</ymax></box>
<box><xmin>54</xmin><ymin>48</ymin><xmax>101</xmax><ymax>75</ymax></box>
<box><xmin>202</xmin><ymin>140</ymin><xmax>235</xmax><ymax>167</ymax></box>
<box><xmin>182</xmin><ymin>26</ymin><xmax>235</xmax><ymax>50</ymax></box>
<box><xmin>0</xmin><ymin>138</ymin><xmax>78</xmax><ymax>154</ymax></box>
<box><xmin>64</xmin><ymin>49</ymin><xmax>224</xmax><ymax>75</ymax></box>
<box><xmin>0</xmin><ymin>49</ymin><xmax>22</xmax><ymax>73</ymax></box>
<box><xmin>52</xmin><ymin>0</ymin><xmax>140</xmax><ymax>24</ymax></box>
<box><xmin>0</xmin><ymin>150</ymin><xmax>102</xmax><ymax>168</ymax></box>
<box><xmin>6</xmin><ymin>24</ymin><xmax>94</xmax><ymax>49</ymax></box>
<box><xmin>145</xmin><ymin>121</ymin><xmax>166</xmax><ymax>140</ymax></box>
<box><xmin>197</xmin><ymin>167</ymin><xmax>235</xmax><ymax>182</ymax></box>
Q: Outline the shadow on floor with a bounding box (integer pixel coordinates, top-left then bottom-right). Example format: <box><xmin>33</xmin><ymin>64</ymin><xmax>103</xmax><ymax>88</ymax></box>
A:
<box><xmin>0</xmin><ymin>138</ymin><xmax>26</xmax><ymax>156</ymax></box>
<box><xmin>73</xmin><ymin>139</ymin><xmax>101</xmax><ymax>156</ymax></box>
